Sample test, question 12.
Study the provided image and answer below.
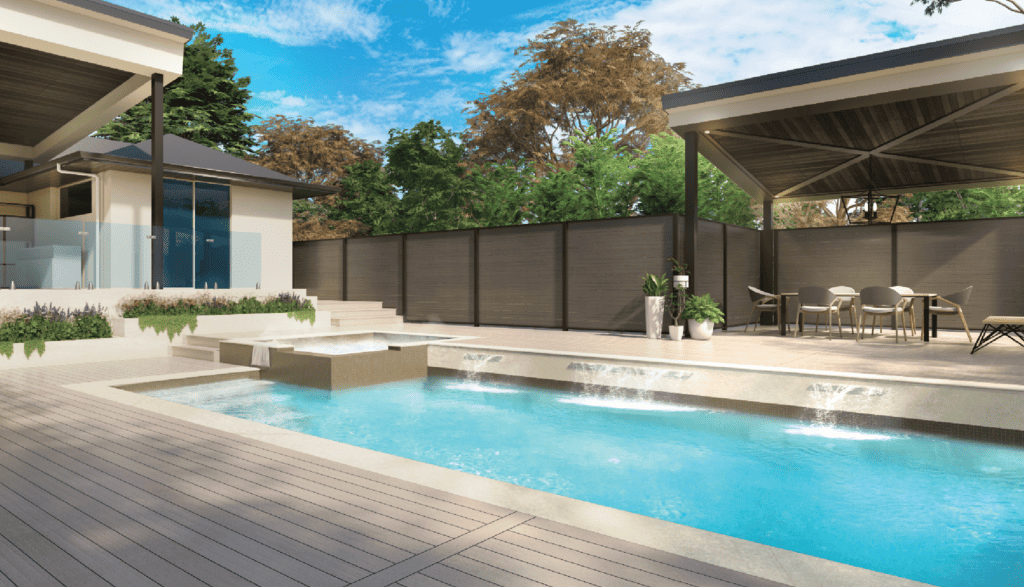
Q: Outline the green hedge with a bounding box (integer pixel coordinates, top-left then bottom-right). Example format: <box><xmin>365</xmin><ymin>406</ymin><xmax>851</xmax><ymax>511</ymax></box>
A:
<box><xmin>120</xmin><ymin>292</ymin><xmax>313</xmax><ymax>318</ymax></box>
<box><xmin>0</xmin><ymin>302</ymin><xmax>112</xmax><ymax>358</ymax></box>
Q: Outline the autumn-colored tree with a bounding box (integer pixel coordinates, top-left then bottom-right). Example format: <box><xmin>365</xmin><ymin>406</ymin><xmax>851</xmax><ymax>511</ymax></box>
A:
<box><xmin>95</xmin><ymin>20</ymin><xmax>257</xmax><ymax>157</ymax></box>
<box><xmin>250</xmin><ymin>115</ymin><xmax>383</xmax><ymax>186</ymax></box>
<box><xmin>911</xmin><ymin>0</ymin><xmax>1023</xmax><ymax>15</ymax></box>
<box><xmin>462</xmin><ymin>19</ymin><xmax>696</xmax><ymax>170</ymax></box>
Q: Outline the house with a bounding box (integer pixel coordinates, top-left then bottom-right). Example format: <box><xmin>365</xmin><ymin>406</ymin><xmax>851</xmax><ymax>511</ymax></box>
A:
<box><xmin>0</xmin><ymin>0</ymin><xmax>336</xmax><ymax>291</ymax></box>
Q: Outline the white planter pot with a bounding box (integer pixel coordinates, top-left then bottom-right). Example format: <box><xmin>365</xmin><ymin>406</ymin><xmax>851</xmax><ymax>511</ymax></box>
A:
<box><xmin>673</xmin><ymin>275</ymin><xmax>689</xmax><ymax>288</ymax></box>
<box><xmin>687</xmin><ymin>318</ymin><xmax>714</xmax><ymax>340</ymax></box>
<box><xmin>644</xmin><ymin>296</ymin><xmax>665</xmax><ymax>339</ymax></box>
<box><xmin>668</xmin><ymin>325</ymin><xmax>684</xmax><ymax>341</ymax></box>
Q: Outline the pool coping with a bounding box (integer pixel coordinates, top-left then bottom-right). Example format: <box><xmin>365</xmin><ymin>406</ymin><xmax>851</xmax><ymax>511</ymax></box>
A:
<box><xmin>67</xmin><ymin>364</ymin><xmax>933</xmax><ymax>587</ymax></box>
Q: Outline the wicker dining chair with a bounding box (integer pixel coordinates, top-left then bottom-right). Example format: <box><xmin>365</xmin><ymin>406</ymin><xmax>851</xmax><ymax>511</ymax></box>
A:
<box><xmin>930</xmin><ymin>286</ymin><xmax>974</xmax><ymax>342</ymax></box>
<box><xmin>858</xmin><ymin>286</ymin><xmax>907</xmax><ymax>343</ymax></box>
<box><xmin>795</xmin><ymin>287</ymin><xmax>843</xmax><ymax>339</ymax></box>
<box><xmin>746</xmin><ymin>286</ymin><xmax>780</xmax><ymax>332</ymax></box>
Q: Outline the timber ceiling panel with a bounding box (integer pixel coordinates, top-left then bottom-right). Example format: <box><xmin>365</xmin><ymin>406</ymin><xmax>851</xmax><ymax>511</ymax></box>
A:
<box><xmin>712</xmin><ymin>134</ymin><xmax>857</xmax><ymax>194</ymax></box>
<box><xmin>789</xmin><ymin>156</ymin><xmax>1009</xmax><ymax>197</ymax></box>
<box><xmin>0</xmin><ymin>41</ymin><xmax>133</xmax><ymax>146</ymax></box>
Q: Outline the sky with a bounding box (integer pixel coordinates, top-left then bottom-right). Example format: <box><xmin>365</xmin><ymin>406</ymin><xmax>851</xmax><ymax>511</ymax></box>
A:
<box><xmin>110</xmin><ymin>0</ymin><xmax>1016</xmax><ymax>147</ymax></box>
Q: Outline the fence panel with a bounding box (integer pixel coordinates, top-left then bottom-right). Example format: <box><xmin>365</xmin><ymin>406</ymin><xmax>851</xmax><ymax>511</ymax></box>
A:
<box><xmin>567</xmin><ymin>216</ymin><xmax>673</xmax><ymax>331</ymax></box>
<box><xmin>405</xmin><ymin>231</ymin><xmax>473</xmax><ymax>323</ymax></box>
<box><xmin>897</xmin><ymin>217</ymin><xmax>1024</xmax><ymax>330</ymax></box>
<box><xmin>292</xmin><ymin>239</ymin><xmax>343</xmax><ymax>301</ymax></box>
<box><xmin>479</xmin><ymin>224</ymin><xmax>563</xmax><ymax>328</ymax></box>
<box><xmin>695</xmin><ymin>219</ymin><xmax>725</xmax><ymax>328</ymax></box>
<box><xmin>347</xmin><ymin>235</ymin><xmax>403</xmax><ymax>312</ymax></box>
<box><xmin>777</xmin><ymin>225</ymin><xmax>891</xmax><ymax>325</ymax></box>
<box><xmin>726</xmin><ymin>225</ymin><xmax>761</xmax><ymax>328</ymax></box>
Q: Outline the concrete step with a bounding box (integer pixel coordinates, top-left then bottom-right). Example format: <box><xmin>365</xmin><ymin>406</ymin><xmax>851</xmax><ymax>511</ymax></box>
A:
<box><xmin>331</xmin><ymin>315</ymin><xmax>404</xmax><ymax>328</ymax></box>
<box><xmin>170</xmin><ymin>344</ymin><xmax>220</xmax><ymax>362</ymax></box>
<box><xmin>183</xmin><ymin>334</ymin><xmax>224</xmax><ymax>349</ymax></box>
<box><xmin>317</xmin><ymin>301</ymin><xmax>384</xmax><ymax>310</ymax></box>
<box><xmin>329</xmin><ymin>309</ymin><xmax>398</xmax><ymax>320</ymax></box>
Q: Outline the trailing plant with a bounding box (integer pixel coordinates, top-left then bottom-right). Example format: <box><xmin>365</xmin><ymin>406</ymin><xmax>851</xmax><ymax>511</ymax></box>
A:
<box><xmin>0</xmin><ymin>340</ymin><xmax>12</xmax><ymax>358</ymax></box>
<box><xmin>641</xmin><ymin>273</ymin><xmax>670</xmax><ymax>297</ymax></box>
<box><xmin>667</xmin><ymin>257</ymin><xmax>688</xmax><ymax>276</ymax></box>
<box><xmin>287</xmin><ymin>308</ymin><xmax>316</xmax><ymax>325</ymax></box>
<box><xmin>137</xmin><ymin>315</ymin><xmax>199</xmax><ymax>342</ymax></box>
<box><xmin>681</xmin><ymin>293</ymin><xmax>725</xmax><ymax>324</ymax></box>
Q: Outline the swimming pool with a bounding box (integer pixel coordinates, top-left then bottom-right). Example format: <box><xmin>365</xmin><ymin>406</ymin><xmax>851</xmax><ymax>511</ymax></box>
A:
<box><xmin>142</xmin><ymin>375</ymin><xmax>1024</xmax><ymax>587</ymax></box>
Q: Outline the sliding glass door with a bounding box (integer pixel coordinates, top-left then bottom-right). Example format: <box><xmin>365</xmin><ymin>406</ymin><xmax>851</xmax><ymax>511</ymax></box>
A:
<box><xmin>162</xmin><ymin>180</ymin><xmax>230</xmax><ymax>288</ymax></box>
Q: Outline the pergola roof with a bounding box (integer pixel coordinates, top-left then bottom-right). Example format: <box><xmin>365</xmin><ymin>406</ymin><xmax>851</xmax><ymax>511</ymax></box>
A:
<box><xmin>0</xmin><ymin>0</ymin><xmax>193</xmax><ymax>163</ymax></box>
<box><xmin>662</xmin><ymin>24</ymin><xmax>1024</xmax><ymax>203</ymax></box>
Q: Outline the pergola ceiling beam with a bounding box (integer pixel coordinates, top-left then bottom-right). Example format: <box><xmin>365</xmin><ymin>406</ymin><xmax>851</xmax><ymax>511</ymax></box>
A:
<box><xmin>876</xmin><ymin>152</ymin><xmax>1024</xmax><ymax>179</ymax></box>
<box><xmin>699</xmin><ymin>133</ymin><xmax>776</xmax><ymax>200</ymax></box>
<box><xmin>709</xmin><ymin>130</ymin><xmax>865</xmax><ymax>156</ymax></box>
<box><xmin>773</xmin><ymin>155</ymin><xmax>867</xmax><ymax>198</ymax></box>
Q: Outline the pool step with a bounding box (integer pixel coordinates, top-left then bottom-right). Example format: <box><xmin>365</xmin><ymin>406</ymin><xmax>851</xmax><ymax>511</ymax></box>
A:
<box><xmin>170</xmin><ymin>343</ymin><xmax>220</xmax><ymax>362</ymax></box>
<box><xmin>183</xmin><ymin>335</ymin><xmax>224</xmax><ymax>349</ymax></box>
<box><xmin>331</xmin><ymin>315</ymin><xmax>404</xmax><ymax>328</ymax></box>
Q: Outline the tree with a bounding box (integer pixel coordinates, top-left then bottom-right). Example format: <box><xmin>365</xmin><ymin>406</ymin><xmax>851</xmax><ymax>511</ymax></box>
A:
<box><xmin>911</xmin><ymin>0</ymin><xmax>1023</xmax><ymax>15</ymax></box>
<box><xmin>462</xmin><ymin>19</ymin><xmax>696</xmax><ymax>170</ymax></box>
<box><xmin>250</xmin><ymin>115</ymin><xmax>382</xmax><ymax>186</ymax></box>
<box><xmin>624</xmin><ymin>132</ymin><xmax>757</xmax><ymax>228</ymax></box>
<box><xmin>527</xmin><ymin>126</ymin><xmax>636</xmax><ymax>223</ymax></box>
<box><xmin>462</xmin><ymin>160</ymin><xmax>536</xmax><ymax>228</ymax></box>
<box><xmin>327</xmin><ymin>160</ymin><xmax>403</xmax><ymax>235</ymax></box>
<box><xmin>901</xmin><ymin>186</ymin><xmax>1024</xmax><ymax>221</ymax></box>
<box><xmin>95</xmin><ymin>19</ymin><xmax>257</xmax><ymax>157</ymax></box>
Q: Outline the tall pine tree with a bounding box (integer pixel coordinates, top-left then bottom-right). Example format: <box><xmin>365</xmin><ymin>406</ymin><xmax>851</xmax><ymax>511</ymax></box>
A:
<box><xmin>95</xmin><ymin>18</ymin><xmax>256</xmax><ymax>157</ymax></box>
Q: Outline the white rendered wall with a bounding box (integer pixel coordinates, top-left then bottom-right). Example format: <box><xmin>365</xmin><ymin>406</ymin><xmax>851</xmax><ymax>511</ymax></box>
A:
<box><xmin>103</xmin><ymin>170</ymin><xmax>152</xmax><ymax>288</ymax></box>
<box><xmin>231</xmin><ymin>184</ymin><xmax>291</xmax><ymax>290</ymax></box>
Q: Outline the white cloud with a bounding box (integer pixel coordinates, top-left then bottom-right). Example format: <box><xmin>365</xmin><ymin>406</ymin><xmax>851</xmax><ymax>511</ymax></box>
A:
<box><xmin>425</xmin><ymin>0</ymin><xmax>455</xmax><ymax>18</ymax></box>
<box><xmin>442</xmin><ymin>30</ymin><xmax>526</xmax><ymax>73</ymax></box>
<box><xmin>605</xmin><ymin>0</ymin><xmax>1014</xmax><ymax>87</ymax></box>
<box><xmin>123</xmin><ymin>0</ymin><xmax>387</xmax><ymax>46</ymax></box>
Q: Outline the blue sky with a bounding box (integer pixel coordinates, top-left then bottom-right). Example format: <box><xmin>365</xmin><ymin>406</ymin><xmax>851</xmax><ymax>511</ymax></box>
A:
<box><xmin>112</xmin><ymin>0</ymin><xmax>1013</xmax><ymax>147</ymax></box>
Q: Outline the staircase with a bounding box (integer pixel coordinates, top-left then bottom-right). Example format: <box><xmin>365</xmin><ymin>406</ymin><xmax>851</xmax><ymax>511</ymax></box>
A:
<box><xmin>317</xmin><ymin>300</ymin><xmax>404</xmax><ymax>328</ymax></box>
<box><xmin>169</xmin><ymin>334</ymin><xmax>223</xmax><ymax>362</ymax></box>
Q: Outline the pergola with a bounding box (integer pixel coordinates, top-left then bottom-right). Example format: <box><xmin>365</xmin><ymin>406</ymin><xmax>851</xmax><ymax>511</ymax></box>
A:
<box><xmin>661</xmin><ymin>23</ymin><xmax>1024</xmax><ymax>297</ymax></box>
<box><xmin>0</xmin><ymin>0</ymin><xmax>193</xmax><ymax>286</ymax></box>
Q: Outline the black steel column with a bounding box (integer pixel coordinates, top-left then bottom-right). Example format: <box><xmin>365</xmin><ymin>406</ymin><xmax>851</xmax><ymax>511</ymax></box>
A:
<box><xmin>474</xmin><ymin>228</ymin><xmax>480</xmax><ymax>327</ymax></box>
<box><xmin>760</xmin><ymin>199</ymin><xmax>775</xmax><ymax>325</ymax></box>
<box><xmin>722</xmin><ymin>223</ymin><xmax>728</xmax><ymax>331</ymax></box>
<box><xmin>150</xmin><ymin>73</ymin><xmax>164</xmax><ymax>288</ymax></box>
<box><xmin>401</xmin><ymin>234</ymin><xmax>407</xmax><ymax>317</ymax></box>
<box><xmin>684</xmin><ymin>132</ymin><xmax>698</xmax><ymax>338</ymax></box>
<box><xmin>342</xmin><ymin>238</ymin><xmax>348</xmax><ymax>301</ymax></box>
<box><xmin>562</xmin><ymin>221</ymin><xmax>569</xmax><ymax>331</ymax></box>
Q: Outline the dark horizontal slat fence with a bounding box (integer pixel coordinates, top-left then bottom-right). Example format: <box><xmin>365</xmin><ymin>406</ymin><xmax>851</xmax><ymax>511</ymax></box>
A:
<box><xmin>347</xmin><ymin>235</ymin><xmax>403</xmax><ymax>314</ymax></box>
<box><xmin>726</xmin><ymin>225</ymin><xmax>761</xmax><ymax>328</ymax></box>
<box><xmin>478</xmin><ymin>224</ymin><xmax>563</xmax><ymax>328</ymax></box>
<box><xmin>405</xmin><ymin>231</ymin><xmax>474</xmax><ymax>323</ymax></box>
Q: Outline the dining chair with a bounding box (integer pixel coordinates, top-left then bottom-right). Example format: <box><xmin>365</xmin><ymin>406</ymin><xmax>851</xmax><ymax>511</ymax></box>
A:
<box><xmin>858</xmin><ymin>286</ymin><xmax>907</xmax><ymax>343</ymax></box>
<box><xmin>795</xmin><ymin>287</ymin><xmax>843</xmax><ymax>339</ymax></box>
<box><xmin>931</xmin><ymin>286</ymin><xmax>974</xmax><ymax>342</ymax></box>
<box><xmin>828</xmin><ymin>286</ymin><xmax>857</xmax><ymax>335</ymax></box>
<box><xmin>891</xmin><ymin>286</ymin><xmax>917</xmax><ymax>336</ymax></box>
<box><xmin>746</xmin><ymin>286</ymin><xmax>779</xmax><ymax>332</ymax></box>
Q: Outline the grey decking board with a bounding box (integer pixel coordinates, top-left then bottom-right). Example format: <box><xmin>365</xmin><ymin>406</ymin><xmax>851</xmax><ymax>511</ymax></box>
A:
<box><xmin>459</xmin><ymin>544</ymin><xmax>600</xmax><ymax>587</ymax></box>
<box><xmin>38</xmin><ymin>378</ymin><xmax>512</xmax><ymax>522</ymax></box>
<box><xmin>398</xmin><ymin>572</ymin><xmax>456</xmax><ymax>587</ymax></box>
<box><xmin>0</xmin><ymin>413</ymin><xmax>374</xmax><ymax>584</ymax></box>
<box><xmin>0</xmin><ymin>437</ymin><xmax>345</xmax><ymax>587</ymax></box>
<box><xmin>345</xmin><ymin>513</ymin><xmax>534</xmax><ymax>587</ymax></box>
<box><xmin>0</xmin><ymin>569</ymin><xmax>18</xmax><ymax>587</ymax></box>
<box><xmin>0</xmin><ymin>464</ymin><xmax>216</xmax><ymax>587</ymax></box>
<box><xmin>0</xmin><ymin>393</ymin><xmax>451</xmax><ymax>557</ymax></box>
<box><xmin>499</xmin><ymin>527</ymin><xmax>741</xmax><ymax>587</ymax></box>
<box><xmin>0</xmin><ymin>489</ymin><xmax>147</xmax><ymax>587</ymax></box>
<box><xmin>438</xmin><ymin>555</ymin><xmax>551</xmax><ymax>587</ymax></box>
<box><xmin>420</xmin><ymin>563</ymin><xmax>509</xmax><ymax>587</ymax></box>
<box><xmin>0</xmin><ymin>530</ymin><xmax>67</xmax><ymax>587</ymax></box>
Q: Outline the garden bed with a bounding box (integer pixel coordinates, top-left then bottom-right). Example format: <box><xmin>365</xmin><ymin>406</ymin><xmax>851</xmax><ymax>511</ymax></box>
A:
<box><xmin>111</xmin><ymin>311</ymin><xmax>333</xmax><ymax>341</ymax></box>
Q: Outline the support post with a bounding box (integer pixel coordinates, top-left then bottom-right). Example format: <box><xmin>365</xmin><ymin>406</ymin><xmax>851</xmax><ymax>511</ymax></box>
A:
<box><xmin>562</xmin><ymin>221</ymin><xmax>569</xmax><ymax>331</ymax></box>
<box><xmin>474</xmin><ymin>228</ymin><xmax>480</xmax><ymax>327</ymax></box>
<box><xmin>722</xmin><ymin>223</ymin><xmax>728</xmax><ymax>331</ymax></box>
<box><xmin>150</xmin><ymin>73</ymin><xmax>164</xmax><ymax>288</ymax></box>
<box><xmin>342</xmin><ymin>238</ymin><xmax>348</xmax><ymax>301</ymax></box>
<box><xmin>760</xmin><ymin>199</ymin><xmax>774</xmax><ymax>325</ymax></box>
<box><xmin>684</xmin><ymin>132</ymin><xmax>699</xmax><ymax>336</ymax></box>
<box><xmin>401</xmin><ymin>234</ymin><xmax>407</xmax><ymax>317</ymax></box>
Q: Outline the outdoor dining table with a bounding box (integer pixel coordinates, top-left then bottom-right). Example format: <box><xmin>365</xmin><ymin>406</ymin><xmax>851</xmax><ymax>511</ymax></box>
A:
<box><xmin>778</xmin><ymin>292</ymin><xmax>939</xmax><ymax>341</ymax></box>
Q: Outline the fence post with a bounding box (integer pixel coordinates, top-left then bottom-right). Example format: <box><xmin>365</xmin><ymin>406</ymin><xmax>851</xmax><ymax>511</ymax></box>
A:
<box><xmin>342</xmin><ymin>238</ymin><xmax>347</xmax><ymax>301</ymax></box>
<box><xmin>474</xmin><ymin>228</ymin><xmax>480</xmax><ymax>327</ymax></box>
<box><xmin>722</xmin><ymin>223</ymin><xmax>728</xmax><ymax>331</ymax></box>
<box><xmin>401</xmin><ymin>234</ymin><xmax>407</xmax><ymax>318</ymax></box>
<box><xmin>562</xmin><ymin>221</ymin><xmax>569</xmax><ymax>331</ymax></box>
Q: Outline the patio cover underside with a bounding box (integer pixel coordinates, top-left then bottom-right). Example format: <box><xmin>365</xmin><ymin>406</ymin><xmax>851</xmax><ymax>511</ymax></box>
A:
<box><xmin>664</xmin><ymin>25</ymin><xmax>1024</xmax><ymax>204</ymax></box>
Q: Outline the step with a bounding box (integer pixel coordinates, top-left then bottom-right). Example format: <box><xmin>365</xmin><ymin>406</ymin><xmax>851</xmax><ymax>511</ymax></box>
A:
<box><xmin>183</xmin><ymin>334</ymin><xmax>224</xmax><ymax>349</ymax></box>
<box><xmin>331</xmin><ymin>315</ymin><xmax>404</xmax><ymax>328</ymax></box>
<box><xmin>329</xmin><ymin>309</ymin><xmax>398</xmax><ymax>320</ymax></box>
<box><xmin>317</xmin><ymin>301</ymin><xmax>384</xmax><ymax>310</ymax></box>
<box><xmin>170</xmin><ymin>344</ymin><xmax>220</xmax><ymax>362</ymax></box>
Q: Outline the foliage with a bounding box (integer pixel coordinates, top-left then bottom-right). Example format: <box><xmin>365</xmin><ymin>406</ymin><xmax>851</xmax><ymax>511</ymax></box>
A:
<box><xmin>911</xmin><ymin>0</ymin><xmax>1023</xmax><ymax>16</ymax></box>
<box><xmin>681</xmin><ymin>293</ymin><xmax>725</xmax><ymax>324</ymax></box>
<box><xmin>462</xmin><ymin>19</ymin><xmax>696</xmax><ymax>169</ymax></box>
<box><xmin>667</xmin><ymin>257</ymin><xmax>688</xmax><ymax>275</ymax></box>
<box><xmin>624</xmin><ymin>133</ymin><xmax>757</xmax><ymax>228</ymax></box>
<box><xmin>642</xmin><ymin>273</ymin><xmax>670</xmax><ymax>297</ymax></box>
<box><xmin>666</xmin><ymin>287</ymin><xmax>686</xmax><ymax>326</ymax></box>
<box><xmin>251</xmin><ymin>115</ymin><xmax>383</xmax><ymax>186</ymax></box>
<box><xmin>0</xmin><ymin>303</ymin><xmax>112</xmax><ymax>346</ymax></box>
<box><xmin>901</xmin><ymin>187</ymin><xmax>1024</xmax><ymax>222</ymax></box>
<box><xmin>95</xmin><ymin>20</ymin><xmax>257</xmax><ymax>157</ymax></box>
<box><xmin>119</xmin><ymin>292</ymin><xmax>312</xmax><ymax>318</ymax></box>
<box><xmin>528</xmin><ymin>126</ymin><xmax>636</xmax><ymax>223</ymax></box>
<box><xmin>138</xmin><ymin>315</ymin><xmax>199</xmax><ymax>342</ymax></box>
<box><xmin>327</xmin><ymin>160</ymin><xmax>403</xmax><ymax>235</ymax></box>
<box><xmin>0</xmin><ymin>340</ymin><xmax>11</xmax><ymax>358</ymax></box>
<box><xmin>462</xmin><ymin>160</ymin><xmax>536</xmax><ymax>228</ymax></box>
<box><xmin>287</xmin><ymin>309</ymin><xmax>316</xmax><ymax>325</ymax></box>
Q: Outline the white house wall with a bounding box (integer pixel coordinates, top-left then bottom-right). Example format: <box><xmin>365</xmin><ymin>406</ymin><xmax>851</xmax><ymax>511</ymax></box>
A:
<box><xmin>230</xmin><ymin>184</ymin><xmax>291</xmax><ymax>290</ymax></box>
<box><xmin>103</xmin><ymin>170</ymin><xmax>151</xmax><ymax>288</ymax></box>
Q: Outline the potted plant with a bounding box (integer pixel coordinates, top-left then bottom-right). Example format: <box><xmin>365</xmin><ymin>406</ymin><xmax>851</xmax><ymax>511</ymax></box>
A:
<box><xmin>641</xmin><ymin>273</ymin><xmax>670</xmax><ymax>339</ymax></box>
<box><xmin>667</xmin><ymin>257</ymin><xmax>689</xmax><ymax>289</ymax></box>
<box><xmin>681</xmin><ymin>293</ymin><xmax>725</xmax><ymax>340</ymax></box>
<box><xmin>665</xmin><ymin>285</ymin><xmax>685</xmax><ymax>341</ymax></box>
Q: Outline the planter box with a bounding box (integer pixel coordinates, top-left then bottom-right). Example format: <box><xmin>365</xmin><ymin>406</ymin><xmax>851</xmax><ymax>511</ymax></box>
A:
<box><xmin>111</xmin><ymin>311</ymin><xmax>333</xmax><ymax>340</ymax></box>
<box><xmin>0</xmin><ymin>337</ymin><xmax>172</xmax><ymax>369</ymax></box>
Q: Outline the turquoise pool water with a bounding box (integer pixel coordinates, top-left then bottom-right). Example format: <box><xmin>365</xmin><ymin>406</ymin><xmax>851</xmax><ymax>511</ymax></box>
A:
<box><xmin>144</xmin><ymin>376</ymin><xmax>1024</xmax><ymax>587</ymax></box>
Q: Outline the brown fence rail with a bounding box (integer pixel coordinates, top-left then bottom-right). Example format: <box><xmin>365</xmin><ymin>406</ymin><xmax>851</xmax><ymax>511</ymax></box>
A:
<box><xmin>294</xmin><ymin>214</ymin><xmax>1024</xmax><ymax>333</ymax></box>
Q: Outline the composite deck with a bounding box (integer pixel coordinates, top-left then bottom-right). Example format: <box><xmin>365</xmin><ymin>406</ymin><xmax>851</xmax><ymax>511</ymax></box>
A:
<box><xmin>0</xmin><ymin>356</ymin><xmax>788</xmax><ymax>587</ymax></box>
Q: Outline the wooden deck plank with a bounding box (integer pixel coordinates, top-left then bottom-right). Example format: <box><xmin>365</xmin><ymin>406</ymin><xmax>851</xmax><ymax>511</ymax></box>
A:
<box><xmin>397</xmin><ymin>572</ymin><xmax>458</xmax><ymax>587</ymax></box>
<box><xmin>0</xmin><ymin>486</ymin><xmax>148</xmax><ymax>587</ymax></box>
<box><xmin>459</xmin><ymin>544</ymin><xmax>599</xmax><ymax>587</ymax></box>
<box><xmin>0</xmin><ymin>414</ymin><xmax>374</xmax><ymax>584</ymax></box>
<box><xmin>419</xmin><ymin>563</ymin><xmax>511</xmax><ymax>587</ymax></box>
<box><xmin>0</xmin><ymin>390</ymin><xmax>449</xmax><ymax>556</ymax></box>
<box><xmin>437</xmin><ymin>555</ymin><xmax>550</xmax><ymax>587</ymax></box>
<box><xmin>34</xmin><ymin>377</ymin><xmax>511</xmax><ymax>523</ymax></box>
<box><xmin>0</xmin><ymin>532</ymin><xmax>67</xmax><ymax>587</ymax></box>
<box><xmin>495</xmin><ymin>529</ymin><xmax>740</xmax><ymax>587</ymax></box>
<box><xmin>0</xmin><ymin>438</ymin><xmax>346</xmax><ymax>587</ymax></box>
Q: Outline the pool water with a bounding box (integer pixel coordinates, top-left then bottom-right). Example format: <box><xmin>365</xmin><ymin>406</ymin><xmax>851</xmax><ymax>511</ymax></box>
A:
<box><xmin>143</xmin><ymin>376</ymin><xmax>1024</xmax><ymax>587</ymax></box>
